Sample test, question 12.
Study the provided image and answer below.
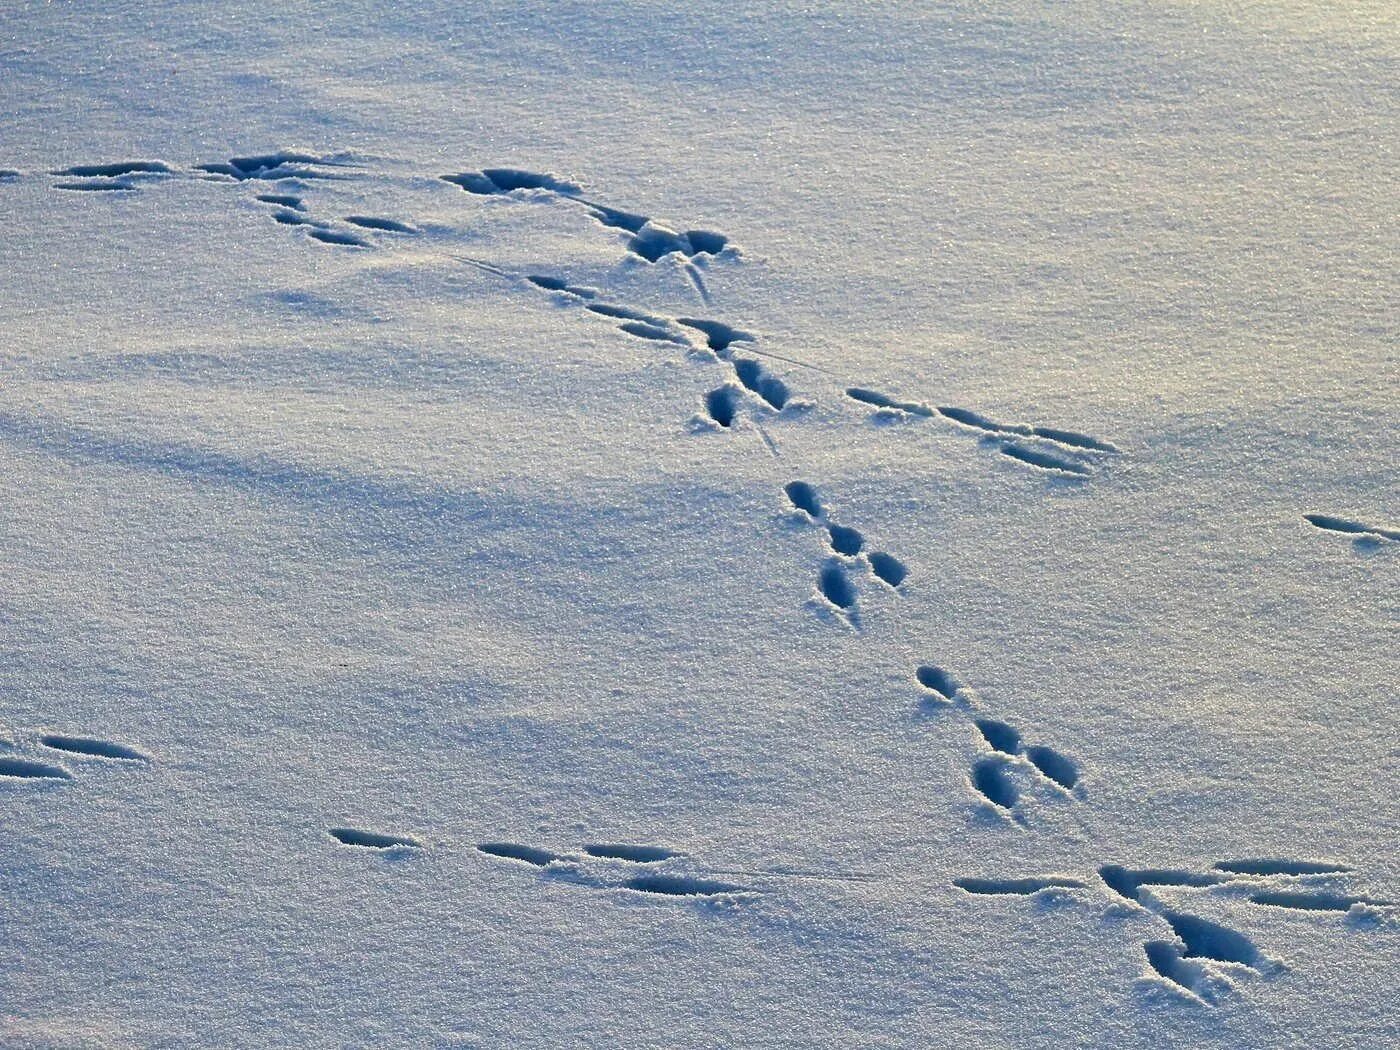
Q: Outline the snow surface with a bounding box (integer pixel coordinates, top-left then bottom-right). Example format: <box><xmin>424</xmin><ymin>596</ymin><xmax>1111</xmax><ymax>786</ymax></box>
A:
<box><xmin>1</xmin><ymin>2</ymin><xmax>1396</xmax><ymax>1047</ymax></box>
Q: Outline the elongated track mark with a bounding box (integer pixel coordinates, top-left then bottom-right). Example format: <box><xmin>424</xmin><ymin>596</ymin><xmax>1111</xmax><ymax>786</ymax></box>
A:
<box><xmin>329</xmin><ymin>827</ymin><xmax>421</xmax><ymax>850</ymax></box>
<box><xmin>40</xmin><ymin>735</ymin><xmax>147</xmax><ymax>761</ymax></box>
<box><xmin>1303</xmin><ymin>514</ymin><xmax>1400</xmax><ymax>542</ymax></box>
<box><xmin>0</xmin><ymin>756</ymin><xmax>72</xmax><ymax>780</ymax></box>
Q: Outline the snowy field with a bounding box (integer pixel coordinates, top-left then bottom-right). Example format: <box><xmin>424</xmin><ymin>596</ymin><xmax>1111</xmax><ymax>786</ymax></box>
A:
<box><xmin>1</xmin><ymin>2</ymin><xmax>1396</xmax><ymax>1046</ymax></box>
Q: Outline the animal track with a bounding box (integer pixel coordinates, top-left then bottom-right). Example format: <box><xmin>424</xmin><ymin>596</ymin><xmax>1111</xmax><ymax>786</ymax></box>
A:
<box><xmin>477</xmin><ymin>838</ymin><xmax>750</xmax><ymax>901</ymax></box>
<box><xmin>845</xmin><ymin>387</ymin><xmax>935</xmax><ymax>418</ymax></box>
<box><xmin>915</xmin><ymin>665</ymin><xmax>961</xmax><ymax>704</ymax></box>
<box><xmin>623</xmin><ymin>874</ymin><xmax>740</xmax><ymax>897</ymax></box>
<box><xmin>1248</xmin><ymin>890</ymin><xmax>1383</xmax><ymax>911</ymax></box>
<box><xmin>784</xmin><ymin>481</ymin><xmax>909</xmax><ymax>619</ymax></box>
<box><xmin>53</xmin><ymin>180</ymin><xmax>138</xmax><ymax>192</ymax></box>
<box><xmin>704</xmin><ymin>386</ymin><xmax>741</xmax><ymax>428</ymax></box>
<box><xmin>867</xmin><ymin>551</ymin><xmax>908</xmax><ymax>587</ymax></box>
<box><xmin>1214</xmin><ymin>859</ymin><xmax>1352</xmax><ymax>877</ymax></box>
<box><xmin>999</xmin><ymin>443</ymin><xmax>1091</xmax><ymax>476</ymax></box>
<box><xmin>583</xmin><ymin>844</ymin><xmax>676</xmax><ymax>863</ymax></box>
<box><xmin>441</xmin><ymin>169</ymin><xmax>733</xmax><ymax>270</ymax></box>
<box><xmin>732</xmin><ymin>357</ymin><xmax>789</xmax><ymax>409</ymax></box>
<box><xmin>914</xmin><ymin>665</ymin><xmax>1083</xmax><ymax>811</ymax></box>
<box><xmin>256</xmin><ymin>193</ymin><xmax>304</xmax><ymax>209</ymax></box>
<box><xmin>344</xmin><ymin>216</ymin><xmax>415</xmax><ymax>233</ymax></box>
<box><xmin>817</xmin><ymin>559</ymin><xmax>858</xmax><ymax>611</ymax></box>
<box><xmin>55</xmin><ymin>161</ymin><xmax>174</xmax><ymax>178</ymax></box>
<box><xmin>39</xmin><ymin>735</ymin><xmax>148</xmax><ymax>761</ymax></box>
<box><xmin>329</xmin><ymin>827</ymin><xmax>422</xmax><ymax>850</ymax></box>
<box><xmin>954</xmin><ymin>876</ymin><xmax>1085</xmax><ymax>895</ymax></box>
<box><xmin>1303</xmin><ymin>514</ymin><xmax>1400</xmax><ymax>543</ymax></box>
<box><xmin>1099</xmin><ymin>866</ymin><xmax>1227</xmax><ymax>903</ymax></box>
<box><xmin>677</xmin><ymin>318</ymin><xmax>754</xmax><ymax>355</ymax></box>
<box><xmin>199</xmin><ymin>151</ymin><xmax>347</xmax><ymax>181</ymax></box>
<box><xmin>478</xmin><ymin>842</ymin><xmax>562</xmax><ymax>867</ymax></box>
<box><xmin>963</xmin><ymin>857</ymin><xmax>1387</xmax><ymax>1002</ymax></box>
<box><xmin>441</xmin><ymin>167</ymin><xmax>582</xmax><ymax>196</ymax></box>
<box><xmin>1163</xmin><ymin>911</ymin><xmax>1266</xmax><ymax>969</ymax></box>
<box><xmin>0</xmin><ymin>756</ymin><xmax>72</xmax><ymax>780</ymax></box>
<box><xmin>971</xmin><ymin>758</ymin><xmax>1019</xmax><ymax>810</ymax></box>
<box><xmin>846</xmin><ymin>387</ymin><xmax>1118</xmax><ymax>477</ymax></box>
<box><xmin>306</xmin><ymin>227</ymin><xmax>369</xmax><ymax>248</ymax></box>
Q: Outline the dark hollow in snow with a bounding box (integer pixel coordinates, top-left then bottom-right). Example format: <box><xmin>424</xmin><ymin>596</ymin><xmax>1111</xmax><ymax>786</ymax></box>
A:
<box><xmin>256</xmin><ymin>193</ymin><xmax>304</xmax><ymax>209</ymax></box>
<box><xmin>732</xmin><ymin>358</ymin><xmax>789</xmax><ymax>410</ymax></box>
<box><xmin>1214</xmin><ymin>858</ymin><xmax>1352</xmax><ymax>877</ymax></box>
<box><xmin>974</xmin><ymin>719</ymin><xmax>1022</xmax><ymax>755</ymax></box>
<box><xmin>478</xmin><ymin>842</ymin><xmax>559</xmax><ymax>867</ymax></box>
<box><xmin>1302</xmin><ymin>514</ymin><xmax>1399</xmax><ymax>541</ymax></box>
<box><xmin>53</xmin><ymin>181</ymin><xmax>136</xmax><ymax>192</ymax></box>
<box><xmin>329</xmin><ymin>827</ymin><xmax>421</xmax><ymax>850</ymax></box>
<box><xmin>620</xmin><ymin>320</ymin><xmax>684</xmax><ymax>344</ymax></box>
<box><xmin>705</xmin><ymin>386</ymin><xmax>741</xmax><ymax>428</ymax></box>
<box><xmin>583</xmin><ymin>844</ymin><xmax>676</xmax><ymax>863</ymax></box>
<box><xmin>827</xmin><ymin>524</ymin><xmax>864</xmax><ymax>557</ymax></box>
<box><xmin>817</xmin><ymin>560</ymin><xmax>856</xmax><ymax>610</ymax></box>
<box><xmin>56</xmin><ymin>160</ymin><xmax>174</xmax><ymax>178</ymax></box>
<box><xmin>784</xmin><ymin>481</ymin><xmax>823</xmax><ymax>519</ymax></box>
<box><xmin>344</xmin><ymin>215</ymin><xmax>415</xmax><ymax>233</ymax></box>
<box><xmin>954</xmin><ymin>876</ymin><xmax>1082</xmax><ymax>895</ymax></box>
<box><xmin>676</xmin><ymin>318</ymin><xmax>752</xmax><ymax>355</ymax></box>
<box><xmin>1144</xmin><ymin>941</ymin><xmax>1206</xmax><ymax>994</ymax></box>
<box><xmin>587</xmin><ymin>302</ymin><xmax>663</xmax><ymax>323</ymax></box>
<box><xmin>0</xmin><ymin>756</ymin><xmax>72</xmax><ymax>780</ymax></box>
<box><xmin>1163</xmin><ymin>912</ymin><xmax>1261</xmax><ymax>967</ymax></box>
<box><xmin>307</xmin><ymin>228</ymin><xmax>369</xmax><ymax>248</ymax></box>
<box><xmin>971</xmin><ymin>759</ymin><xmax>1018</xmax><ymax>810</ymax></box>
<box><xmin>915</xmin><ymin>665</ymin><xmax>958</xmax><ymax>701</ymax></box>
<box><xmin>1249</xmin><ymin>890</ymin><xmax>1370</xmax><ymax>912</ymax></box>
<box><xmin>624</xmin><ymin>874</ymin><xmax>741</xmax><ymax>897</ymax></box>
<box><xmin>1025</xmin><ymin>745</ymin><xmax>1078</xmax><ymax>790</ymax></box>
<box><xmin>999</xmin><ymin>443</ymin><xmax>1090</xmax><ymax>475</ymax></box>
<box><xmin>868</xmin><ymin>552</ymin><xmax>908</xmax><ymax>587</ymax></box>
<box><xmin>39</xmin><ymin>735</ymin><xmax>147</xmax><ymax>761</ymax></box>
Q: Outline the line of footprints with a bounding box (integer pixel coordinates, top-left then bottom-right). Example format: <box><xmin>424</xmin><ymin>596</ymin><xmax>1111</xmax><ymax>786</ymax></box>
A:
<box><xmin>12</xmin><ymin>151</ymin><xmax>1393</xmax><ymax>1009</ymax></box>
<box><xmin>331</xmin><ymin>830</ymin><xmax>751</xmax><ymax>903</ymax></box>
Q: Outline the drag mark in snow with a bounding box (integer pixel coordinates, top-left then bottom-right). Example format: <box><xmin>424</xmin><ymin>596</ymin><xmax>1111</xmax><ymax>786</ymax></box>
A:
<box><xmin>1303</xmin><ymin>514</ymin><xmax>1400</xmax><ymax>543</ymax></box>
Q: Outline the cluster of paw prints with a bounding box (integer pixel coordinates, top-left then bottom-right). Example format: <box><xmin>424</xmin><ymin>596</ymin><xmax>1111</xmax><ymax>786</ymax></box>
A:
<box><xmin>782</xmin><ymin>481</ymin><xmax>908</xmax><ymax>623</ymax></box>
<box><xmin>909</xmin><ymin>664</ymin><xmax>1082</xmax><ymax>816</ymax></box>
<box><xmin>955</xmin><ymin>858</ymin><xmax>1393</xmax><ymax>1003</ymax></box>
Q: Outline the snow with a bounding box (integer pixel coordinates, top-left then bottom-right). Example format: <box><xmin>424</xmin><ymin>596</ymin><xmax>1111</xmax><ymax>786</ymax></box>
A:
<box><xmin>1</xmin><ymin>2</ymin><xmax>1396</xmax><ymax>1046</ymax></box>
